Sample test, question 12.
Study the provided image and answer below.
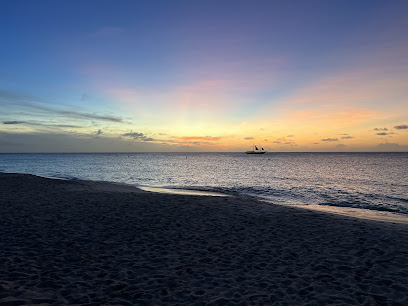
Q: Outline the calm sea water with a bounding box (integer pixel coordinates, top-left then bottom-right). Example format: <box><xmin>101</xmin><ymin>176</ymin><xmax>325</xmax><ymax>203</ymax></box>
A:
<box><xmin>1</xmin><ymin>153</ymin><xmax>407</xmax><ymax>215</ymax></box>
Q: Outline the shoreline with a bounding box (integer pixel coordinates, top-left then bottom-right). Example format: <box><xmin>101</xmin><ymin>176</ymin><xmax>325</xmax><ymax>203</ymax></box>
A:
<box><xmin>3</xmin><ymin>171</ymin><xmax>408</xmax><ymax>225</ymax></box>
<box><xmin>1</xmin><ymin>173</ymin><xmax>408</xmax><ymax>304</ymax></box>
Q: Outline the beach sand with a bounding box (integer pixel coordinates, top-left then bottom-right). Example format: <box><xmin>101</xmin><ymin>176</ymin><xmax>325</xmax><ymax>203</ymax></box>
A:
<box><xmin>0</xmin><ymin>173</ymin><xmax>407</xmax><ymax>305</ymax></box>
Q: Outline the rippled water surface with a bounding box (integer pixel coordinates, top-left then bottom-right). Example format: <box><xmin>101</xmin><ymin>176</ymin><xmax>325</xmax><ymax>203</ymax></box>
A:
<box><xmin>1</xmin><ymin>153</ymin><xmax>407</xmax><ymax>214</ymax></box>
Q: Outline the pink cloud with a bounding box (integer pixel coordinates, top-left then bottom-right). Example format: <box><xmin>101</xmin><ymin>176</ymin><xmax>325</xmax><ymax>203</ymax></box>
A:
<box><xmin>103</xmin><ymin>80</ymin><xmax>251</xmax><ymax>112</ymax></box>
<box><xmin>279</xmin><ymin>72</ymin><xmax>407</xmax><ymax>108</ymax></box>
<box><xmin>179</xmin><ymin>56</ymin><xmax>284</xmax><ymax>93</ymax></box>
<box><xmin>257</xmin><ymin>58</ymin><xmax>408</xmax><ymax>129</ymax></box>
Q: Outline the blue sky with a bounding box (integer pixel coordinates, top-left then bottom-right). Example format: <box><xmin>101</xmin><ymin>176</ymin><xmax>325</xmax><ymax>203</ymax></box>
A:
<box><xmin>1</xmin><ymin>0</ymin><xmax>407</xmax><ymax>152</ymax></box>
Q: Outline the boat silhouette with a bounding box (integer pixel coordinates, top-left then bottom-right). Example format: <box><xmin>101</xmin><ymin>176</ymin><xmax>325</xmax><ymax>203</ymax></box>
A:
<box><xmin>246</xmin><ymin>145</ymin><xmax>266</xmax><ymax>154</ymax></box>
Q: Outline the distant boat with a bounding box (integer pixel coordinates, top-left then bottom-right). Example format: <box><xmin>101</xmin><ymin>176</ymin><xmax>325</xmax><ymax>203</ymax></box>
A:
<box><xmin>246</xmin><ymin>145</ymin><xmax>266</xmax><ymax>154</ymax></box>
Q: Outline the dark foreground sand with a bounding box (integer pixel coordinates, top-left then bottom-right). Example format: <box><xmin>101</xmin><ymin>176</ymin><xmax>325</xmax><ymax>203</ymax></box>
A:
<box><xmin>0</xmin><ymin>173</ymin><xmax>407</xmax><ymax>305</ymax></box>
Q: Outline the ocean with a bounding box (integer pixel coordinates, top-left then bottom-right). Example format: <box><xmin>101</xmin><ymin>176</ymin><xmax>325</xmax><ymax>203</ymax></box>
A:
<box><xmin>1</xmin><ymin>152</ymin><xmax>407</xmax><ymax>215</ymax></box>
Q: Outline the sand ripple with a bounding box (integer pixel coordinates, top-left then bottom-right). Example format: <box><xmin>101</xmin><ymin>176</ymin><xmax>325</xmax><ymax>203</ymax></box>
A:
<box><xmin>1</xmin><ymin>173</ymin><xmax>407</xmax><ymax>305</ymax></box>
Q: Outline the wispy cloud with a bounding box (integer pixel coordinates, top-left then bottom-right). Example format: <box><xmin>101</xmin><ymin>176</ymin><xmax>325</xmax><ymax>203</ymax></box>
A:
<box><xmin>2</xmin><ymin>120</ymin><xmax>81</xmax><ymax>128</ymax></box>
<box><xmin>374</xmin><ymin>127</ymin><xmax>388</xmax><ymax>131</ymax></box>
<box><xmin>321</xmin><ymin>138</ymin><xmax>339</xmax><ymax>142</ymax></box>
<box><xmin>0</xmin><ymin>131</ymin><xmax>170</xmax><ymax>153</ymax></box>
<box><xmin>3</xmin><ymin>121</ymin><xmax>25</xmax><ymax>124</ymax></box>
<box><xmin>394</xmin><ymin>124</ymin><xmax>408</xmax><ymax>130</ymax></box>
<box><xmin>0</xmin><ymin>89</ymin><xmax>124</xmax><ymax>123</ymax></box>
<box><xmin>375</xmin><ymin>132</ymin><xmax>395</xmax><ymax>136</ymax></box>
<box><xmin>271</xmin><ymin>137</ymin><xmax>297</xmax><ymax>146</ymax></box>
<box><xmin>46</xmin><ymin>124</ymin><xmax>82</xmax><ymax>128</ymax></box>
<box><xmin>244</xmin><ymin>137</ymin><xmax>254</xmax><ymax>140</ymax></box>
<box><xmin>341</xmin><ymin>136</ymin><xmax>354</xmax><ymax>140</ymax></box>
<box><xmin>48</xmin><ymin>109</ymin><xmax>123</xmax><ymax>123</ymax></box>
<box><xmin>272</xmin><ymin>137</ymin><xmax>290</xmax><ymax>144</ymax></box>
<box><xmin>121</xmin><ymin>131</ymin><xmax>155</xmax><ymax>141</ymax></box>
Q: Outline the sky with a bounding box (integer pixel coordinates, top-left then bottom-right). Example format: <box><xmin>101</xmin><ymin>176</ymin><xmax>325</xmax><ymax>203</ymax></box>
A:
<box><xmin>0</xmin><ymin>0</ymin><xmax>407</xmax><ymax>152</ymax></box>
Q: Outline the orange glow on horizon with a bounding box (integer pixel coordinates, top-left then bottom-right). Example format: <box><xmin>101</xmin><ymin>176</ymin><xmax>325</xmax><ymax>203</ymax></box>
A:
<box><xmin>172</xmin><ymin>136</ymin><xmax>222</xmax><ymax>142</ymax></box>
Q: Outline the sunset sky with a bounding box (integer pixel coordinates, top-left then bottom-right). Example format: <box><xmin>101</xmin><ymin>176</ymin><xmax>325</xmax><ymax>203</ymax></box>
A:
<box><xmin>1</xmin><ymin>0</ymin><xmax>407</xmax><ymax>152</ymax></box>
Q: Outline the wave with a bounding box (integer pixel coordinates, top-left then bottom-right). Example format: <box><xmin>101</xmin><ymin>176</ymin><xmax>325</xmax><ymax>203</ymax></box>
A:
<box><xmin>1</xmin><ymin>152</ymin><xmax>407</xmax><ymax>216</ymax></box>
<box><xmin>199</xmin><ymin>185</ymin><xmax>408</xmax><ymax>215</ymax></box>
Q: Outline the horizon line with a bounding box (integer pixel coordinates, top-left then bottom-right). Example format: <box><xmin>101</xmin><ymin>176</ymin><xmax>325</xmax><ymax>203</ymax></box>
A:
<box><xmin>0</xmin><ymin>151</ymin><xmax>407</xmax><ymax>154</ymax></box>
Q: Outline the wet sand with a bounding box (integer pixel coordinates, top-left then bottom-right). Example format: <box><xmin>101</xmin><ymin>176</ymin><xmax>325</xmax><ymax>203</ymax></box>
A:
<box><xmin>0</xmin><ymin>173</ymin><xmax>407</xmax><ymax>305</ymax></box>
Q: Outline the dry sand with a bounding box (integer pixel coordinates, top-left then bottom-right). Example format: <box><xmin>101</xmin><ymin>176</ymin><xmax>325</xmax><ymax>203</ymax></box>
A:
<box><xmin>0</xmin><ymin>173</ymin><xmax>407</xmax><ymax>305</ymax></box>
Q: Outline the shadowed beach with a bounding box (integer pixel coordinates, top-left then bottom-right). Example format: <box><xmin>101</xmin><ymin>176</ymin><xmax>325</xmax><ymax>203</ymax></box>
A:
<box><xmin>1</xmin><ymin>173</ymin><xmax>407</xmax><ymax>305</ymax></box>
